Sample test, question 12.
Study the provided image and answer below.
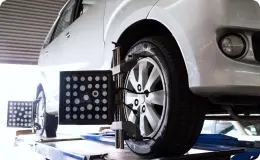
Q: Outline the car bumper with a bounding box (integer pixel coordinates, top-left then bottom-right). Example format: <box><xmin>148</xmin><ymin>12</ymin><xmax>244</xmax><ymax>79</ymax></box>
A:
<box><xmin>190</xmin><ymin>35</ymin><xmax>260</xmax><ymax>96</ymax></box>
<box><xmin>152</xmin><ymin>0</ymin><xmax>260</xmax><ymax>96</ymax></box>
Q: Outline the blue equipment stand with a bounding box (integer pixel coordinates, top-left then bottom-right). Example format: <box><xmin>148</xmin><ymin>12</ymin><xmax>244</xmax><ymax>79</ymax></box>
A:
<box><xmin>15</xmin><ymin>133</ymin><xmax>260</xmax><ymax>160</ymax></box>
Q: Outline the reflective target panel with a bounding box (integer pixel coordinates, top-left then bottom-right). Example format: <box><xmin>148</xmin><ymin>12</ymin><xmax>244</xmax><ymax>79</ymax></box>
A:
<box><xmin>6</xmin><ymin>101</ymin><xmax>33</xmax><ymax>128</ymax></box>
<box><xmin>59</xmin><ymin>70</ymin><xmax>114</xmax><ymax>125</ymax></box>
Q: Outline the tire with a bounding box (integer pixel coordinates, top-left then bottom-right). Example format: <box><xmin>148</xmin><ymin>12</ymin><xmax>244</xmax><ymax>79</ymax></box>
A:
<box><xmin>35</xmin><ymin>85</ymin><xmax>58</xmax><ymax>138</ymax></box>
<box><xmin>124</xmin><ymin>36</ymin><xmax>206</xmax><ymax>158</ymax></box>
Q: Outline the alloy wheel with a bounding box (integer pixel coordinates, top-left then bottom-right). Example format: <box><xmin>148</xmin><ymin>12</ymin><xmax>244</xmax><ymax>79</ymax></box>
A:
<box><xmin>36</xmin><ymin>92</ymin><xmax>45</xmax><ymax>131</ymax></box>
<box><xmin>125</xmin><ymin>57</ymin><xmax>166</xmax><ymax>137</ymax></box>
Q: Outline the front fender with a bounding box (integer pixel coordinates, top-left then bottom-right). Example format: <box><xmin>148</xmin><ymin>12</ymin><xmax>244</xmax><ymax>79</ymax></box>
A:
<box><xmin>147</xmin><ymin>6</ymin><xmax>200</xmax><ymax>88</ymax></box>
<box><xmin>102</xmin><ymin>0</ymin><xmax>159</xmax><ymax>70</ymax></box>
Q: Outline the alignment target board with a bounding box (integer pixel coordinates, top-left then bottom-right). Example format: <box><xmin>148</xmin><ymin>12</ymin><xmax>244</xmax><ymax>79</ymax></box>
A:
<box><xmin>7</xmin><ymin>101</ymin><xmax>33</xmax><ymax>128</ymax></box>
<box><xmin>59</xmin><ymin>71</ymin><xmax>114</xmax><ymax>125</ymax></box>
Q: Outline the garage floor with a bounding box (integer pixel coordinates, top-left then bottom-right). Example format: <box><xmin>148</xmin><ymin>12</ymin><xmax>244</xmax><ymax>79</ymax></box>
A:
<box><xmin>0</xmin><ymin>126</ymin><xmax>42</xmax><ymax>160</ymax></box>
<box><xmin>0</xmin><ymin>146</ymin><xmax>42</xmax><ymax>160</ymax></box>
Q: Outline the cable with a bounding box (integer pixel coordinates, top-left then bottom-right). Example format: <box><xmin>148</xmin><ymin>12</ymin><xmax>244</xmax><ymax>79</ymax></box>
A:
<box><xmin>117</xmin><ymin>89</ymin><xmax>157</xmax><ymax>142</ymax></box>
<box><xmin>123</xmin><ymin>103</ymin><xmax>138</xmax><ymax>115</ymax></box>
<box><xmin>117</xmin><ymin>88</ymin><xmax>156</xmax><ymax>97</ymax></box>
<box><xmin>142</xmin><ymin>137</ymin><xmax>155</xmax><ymax>141</ymax></box>
<box><xmin>117</xmin><ymin>88</ymin><xmax>144</xmax><ymax>94</ymax></box>
<box><xmin>119</xmin><ymin>103</ymin><xmax>157</xmax><ymax>142</ymax></box>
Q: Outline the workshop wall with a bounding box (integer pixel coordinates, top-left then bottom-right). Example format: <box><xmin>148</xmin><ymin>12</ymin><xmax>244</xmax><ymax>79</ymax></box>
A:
<box><xmin>0</xmin><ymin>0</ymin><xmax>67</xmax><ymax>65</ymax></box>
<box><xmin>0</xmin><ymin>64</ymin><xmax>39</xmax><ymax>144</ymax></box>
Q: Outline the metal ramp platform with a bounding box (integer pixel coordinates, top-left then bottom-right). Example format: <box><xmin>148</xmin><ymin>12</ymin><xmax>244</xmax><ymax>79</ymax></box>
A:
<box><xmin>15</xmin><ymin>133</ymin><xmax>260</xmax><ymax>160</ymax></box>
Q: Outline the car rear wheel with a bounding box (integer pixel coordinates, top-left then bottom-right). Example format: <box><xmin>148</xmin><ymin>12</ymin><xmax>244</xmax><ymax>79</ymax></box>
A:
<box><xmin>35</xmin><ymin>85</ymin><xmax>58</xmax><ymax>138</ymax></box>
<box><xmin>124</xmin><ymin>37</ymin><xmax>205</xmax><ymax>158</ymax></box>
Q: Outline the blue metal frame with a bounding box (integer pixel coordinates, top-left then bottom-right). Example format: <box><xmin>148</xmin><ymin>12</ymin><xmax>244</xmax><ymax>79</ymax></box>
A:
<box><xmin>195</xmin><ymin>134</ymin><xmax>260</xmax><ymax>160</ymax></box>
<box><xmin>82</xmin><ymin>134</ymin><xmax>260</xmax><ymax>160</ymax></box>
<box><xmin>35</xmin><ymin>142</ymin><xmax>85</xmax><ymax>160</ymax></box>
<box><xmin>15</xmin><ymin>133</ymin><xmax>260</xmax><ymax>160</ymax></box>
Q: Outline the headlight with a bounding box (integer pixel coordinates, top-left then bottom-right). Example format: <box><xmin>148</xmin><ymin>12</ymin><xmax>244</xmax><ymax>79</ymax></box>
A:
<box><xmin>219</xmin><ymin>33</ymin><xmax>247</xmax><ymax>59</ymax></box>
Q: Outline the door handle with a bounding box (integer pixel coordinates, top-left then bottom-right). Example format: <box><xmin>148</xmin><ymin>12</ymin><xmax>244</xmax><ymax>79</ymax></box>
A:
<box><xmin>44</xmin><ymin>51</ymin><xmax>49</xmax><ymax>56</ymax></box>
<box><xmin>66</xmin><ymin>31</ymin><xmax>71</xmax><ymax>39</ymax></box>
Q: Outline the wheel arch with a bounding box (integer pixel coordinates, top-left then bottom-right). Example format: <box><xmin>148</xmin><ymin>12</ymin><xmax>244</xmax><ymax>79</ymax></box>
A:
<box><xmin>147</xmin><ymin>7</ymin><xmax>200</xmax><ymax>87</ymax></box>
<box><xmin>117</xmin><ymin>19</ymin><xmax>173</xmax><ymax>59</ymax></box>
<box><xmin>116</xmin><ymin>19</ymin><xmax>199</xmax><ymax>87</ymax></box>
<box><xmin>103</xmin><ymin>3</ymin><xmax>200</xmax><ymax>87</ymax></box>
<box><xmin>36</xmin><ymin>83</ymin><xmax>44</xmax><ymax>94</ymax></box>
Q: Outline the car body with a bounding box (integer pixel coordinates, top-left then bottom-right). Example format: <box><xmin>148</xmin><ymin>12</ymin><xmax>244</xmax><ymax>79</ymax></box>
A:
<box><xmin>38</xmin><ymin>0</ymin><xmax>260</xmax><ymax>114</ymax></box>
<box><xmin>36</xmin><ymin>0</ymin><xmax>260</xmax><ymax>157</ymax></box>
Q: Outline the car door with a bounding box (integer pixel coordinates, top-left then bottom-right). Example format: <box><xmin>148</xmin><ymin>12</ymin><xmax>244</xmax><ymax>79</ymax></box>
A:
<box><xmin>58</xmin><ymin>0</ymin><xmax>106</xmax><ymax>70</ymax></box>
<box><xmin>39</xmin><ymin>0</ymin><xmax>77</xmax><ymax>67</ymax></box>
<box><xmin>38</xmin><ymin>0</ymin><xmax>106</xmax><ymax>114</ymax></box>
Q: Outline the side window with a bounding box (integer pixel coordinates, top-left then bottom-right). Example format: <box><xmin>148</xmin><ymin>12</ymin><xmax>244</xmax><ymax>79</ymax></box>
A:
<box><xmin>74</xmin><ymin>0</ymin><xmax>89</xmax><ymax>19</ymax></box>
<box><xmin>51</xmin><ymin>0</ymin><xmax>77</xmax><ymax>41</ymax></box>
<box><xmin>81</xmin><ymin>0</ymin><xmax>90</xmax><ymax>15</ymax></box>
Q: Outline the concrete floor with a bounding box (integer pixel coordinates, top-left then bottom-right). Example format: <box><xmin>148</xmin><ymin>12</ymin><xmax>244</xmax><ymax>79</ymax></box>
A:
<box><xmin>0</xmin><ymin>124</ymin><xmax>102</xmax><ymax>160</ymax></box>
<box><xmin>0</xmin><ymin>126</ymin><xmax>42</xmax><ymax>160</ymax></box>
<box><xmin>0</xmin><ymin>146</ymin><xmax>42</xmax><ymax>160</ymax></box>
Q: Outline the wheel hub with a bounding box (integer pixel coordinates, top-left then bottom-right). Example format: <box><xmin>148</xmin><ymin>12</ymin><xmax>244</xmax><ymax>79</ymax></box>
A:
<box><xmin>124</xmin><ymin>57</ymin><xmax>166</xmax><ymax>137</ymax></box>
<box><xmin>138</xmin><ymin>95</ymin><xmax>146</xmax><ymax>104</ymax></box>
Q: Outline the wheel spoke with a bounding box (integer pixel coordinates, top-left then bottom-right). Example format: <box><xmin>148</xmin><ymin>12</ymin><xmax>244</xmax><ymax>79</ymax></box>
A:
<box><xmin>128</xmin><ymin>112</ymin><xmax>137</xmax><ymax>124</ymax></box>
<box><xmin>138</xmin><ymin>62</ymin><xmax>148</xmax><ymax>89</ymax></box>
<box><xmin>40</xmin><ymin>118</ymin><xmax>44</xmax><ymax>126</ymax></box>
<box><xmin>125</xmin><ymin>92</ymin><xmax>139</xmax><ymax>105</ymax></box>
<box><xmin>139</xmin><ymin>114</ymin><xmax>145</xmax><ymax>136</ymax></box>
<box><xmin>38</xmin><ymin>101</ymin><xmax>45</xmax><ymax>115</ymax></box>
<box><xmin>145</xmin><ymin>103</ymin><xmax>160</xmax><ymax>130</ymax></box>
<box><xmin>139</xmin><ymin>114</ymin><xmax>151</xmax><ymax>136</ymax></box>
<box><xmin>146</xmin><ymin>90</ymin><xmax>165</xmax><ymax>105</ymax></box>
<box><xmin>128</xmin><ymin>69</ymin><xmax>138</xmax><ymax>91</ymax></box>
<box><xmin>41</xmin><ymin>104</ymin><xmax>45</xmax><ymax>112</ymax></box>
<box><xmin>144</xmin><ymin>66</ymin><xmax>160</xmax><ymax>91</ymax></box>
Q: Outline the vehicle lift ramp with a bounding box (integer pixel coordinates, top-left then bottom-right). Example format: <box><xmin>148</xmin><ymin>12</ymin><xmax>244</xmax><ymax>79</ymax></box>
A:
<box><xmin>15</xmin><ymin>132</ymin><xmax>260</xmax><ymax>160</ymax></box>
<box><xmin>12</xmin><ymin>45</ymin><xmax>260</xmax><ymax>159</ymax></box>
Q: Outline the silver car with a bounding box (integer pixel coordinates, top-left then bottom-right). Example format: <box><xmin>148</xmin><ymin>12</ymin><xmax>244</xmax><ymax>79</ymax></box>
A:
<box><xmin>35</xmin><ymin>0</ymin><xmax>260</xmax><ymax>157</ymax></box>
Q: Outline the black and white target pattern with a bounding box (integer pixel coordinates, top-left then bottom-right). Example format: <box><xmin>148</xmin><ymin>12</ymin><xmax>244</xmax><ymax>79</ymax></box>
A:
<box><xmin>7</xmin><ymin>101</ymin><xmax>33</xmax><ymax>128</ymax></box>
<box><xmin>59</xmin><ymin>71</ymin><xmax>114</xmax><ymax>125</ymax></box>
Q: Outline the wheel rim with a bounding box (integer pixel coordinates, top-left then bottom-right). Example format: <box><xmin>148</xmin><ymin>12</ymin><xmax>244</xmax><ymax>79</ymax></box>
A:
<box><xmin>36</xmin><ymin>91</ymin><xmax>45</xmax><ymax>131</ymax></box>
<box><xmin>125</xmin><ymin>57</ymin><xmax>166</xmax><ymax>137</ymax></box>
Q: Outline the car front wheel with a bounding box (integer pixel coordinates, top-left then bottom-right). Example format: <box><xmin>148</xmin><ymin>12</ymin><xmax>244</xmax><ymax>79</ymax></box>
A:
<box><xmin>124</xmin><ymin>37</ymin><xmax>205</xmax><ymax>158</ymax></box>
